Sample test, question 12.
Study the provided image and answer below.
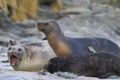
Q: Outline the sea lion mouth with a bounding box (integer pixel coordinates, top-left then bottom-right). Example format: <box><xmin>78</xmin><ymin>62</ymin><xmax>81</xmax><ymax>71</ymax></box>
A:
<box><xmin>10</xmin><ymin>55</ymin><xmax>17</xmax><ymax>66</ymax></box>
<box><xmin>36</xmin><ymin>21</ymin><xmax>57</xmax><ymax>35</ymax></box>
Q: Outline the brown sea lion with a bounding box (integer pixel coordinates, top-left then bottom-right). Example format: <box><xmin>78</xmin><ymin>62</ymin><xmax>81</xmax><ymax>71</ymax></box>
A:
<box><xmin>45</xmin><ymin>53</ymin><xmax>120</xmax><ymax>78</ymax></box>
<box><xmin>7</xmin><ymin>40</ymin><xmax>56</xmax><ymax>71</ymax></box>
<box><xmin>36</xmin><ymin>21</ymin><xmax>120</xmax><ymax>56</ymax></box>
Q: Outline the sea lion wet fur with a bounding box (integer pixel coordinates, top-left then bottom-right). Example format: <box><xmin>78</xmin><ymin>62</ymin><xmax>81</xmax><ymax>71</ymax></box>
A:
<box><xmin>36</xmin><ymin>21</ymin><xmax>120</xmax><ymax>56</ymax></box>
<box><xmin>7</xmin><ymin>40</ymin><xmax>56</xmax><ymax>71</ymax></box>
<box><xmin>45</xmin><ymin>53</ymin><xmax>120</xmax><ymax>78</ymax></box>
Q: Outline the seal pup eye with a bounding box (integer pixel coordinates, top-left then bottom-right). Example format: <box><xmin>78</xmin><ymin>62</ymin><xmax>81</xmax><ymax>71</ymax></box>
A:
<box><xmin>18</xmin><ymin>48</ymin><xmax>22</xmax><ymax>51</ymax></box>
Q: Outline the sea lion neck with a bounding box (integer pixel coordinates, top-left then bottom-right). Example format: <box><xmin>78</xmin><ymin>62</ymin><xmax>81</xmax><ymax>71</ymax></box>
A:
<box><xmin>45</xmin><ymin>32</ymin><xmax>71</xmax><ymax>56</ymax></box>
<box><xmin>45</xmin><ymin>30</ymin><xmax>65</xmax><ymax>40</ymax></box>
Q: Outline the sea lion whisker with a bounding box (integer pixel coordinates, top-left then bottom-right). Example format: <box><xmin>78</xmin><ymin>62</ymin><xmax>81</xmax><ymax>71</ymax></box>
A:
<box><xmin>35</xmin><ymin>23</ymin><xmax>40</xmax><ymax>31</ymax></box>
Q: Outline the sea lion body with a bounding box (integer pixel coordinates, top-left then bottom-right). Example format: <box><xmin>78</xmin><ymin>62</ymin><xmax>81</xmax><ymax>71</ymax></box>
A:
<box><xmin>45</xmin><ymin>53</ymin><xmax>120</xmax><ymax>78</ymax></box>
<box><xmin>7</xmin><ymin>40</ymin><xmax>56</xmax><ymax>71</ymax></box>
<box><xmin>65</xmin><ymin>37</ymin><xmax>120</xmax><ymax>56</ymax></box>
<box><xmin>36</xmin><ymin>21</ymin><xmax>120</xmax><ymax>56</ymax></box>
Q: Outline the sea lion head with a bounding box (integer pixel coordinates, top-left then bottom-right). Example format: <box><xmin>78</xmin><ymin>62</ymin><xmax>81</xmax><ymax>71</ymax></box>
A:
<box><xmin>36</xmin><ymin>21</ymin><xmax>62</xmax><ymax>34</ymax></box>
<box><xmin>45</xmin><ymin>57</ymin><xmax>67</xmax><ymax>73</ymax></box>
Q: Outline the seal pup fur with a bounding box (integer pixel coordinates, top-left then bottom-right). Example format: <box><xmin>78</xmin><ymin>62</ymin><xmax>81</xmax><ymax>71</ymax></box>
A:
<box><xmin>7</xmin><ymin>40</ymin><xmax>56</xmax><ymax>71</ymax></box>
<box><xmin>45</xmin><ymin>53</ymin><xmax>120</xmax><ymax>78</ymax></box>
<box><xmin>36</xmin><ymin>21</ymin><xmax>120</xmax><ymax>56</ymax></box>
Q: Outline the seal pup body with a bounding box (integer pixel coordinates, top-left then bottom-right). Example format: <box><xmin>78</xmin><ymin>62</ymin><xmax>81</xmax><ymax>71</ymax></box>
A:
<box><xmin>7</xmin><ymin>40</ymin><xmax>56</xmax><ymax>71</ymax></box>
<box><xmin>45</xmin><ymin>53</ymin><xmax>120</xmax><ymax>78</ymax></box>
<box><xmin>36</xmin><ymin>21</ymin><xmax>120</xmax><ymax>56</ymax></box>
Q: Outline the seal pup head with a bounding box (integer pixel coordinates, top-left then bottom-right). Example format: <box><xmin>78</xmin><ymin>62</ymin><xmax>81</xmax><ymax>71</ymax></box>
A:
<box><xmin>7</xmin><ymin>40</ymin><xmax>56</xmax><ymax>71</ymax></box>
<box><xmin>36</xmin><ymin>20</ymin><xmax>62</xmax><ymax>35</ymax></box>
<box><xmin>7</xmin><ymin>40</ymin><xmax>27</xmax><ymax>67</ymax></box>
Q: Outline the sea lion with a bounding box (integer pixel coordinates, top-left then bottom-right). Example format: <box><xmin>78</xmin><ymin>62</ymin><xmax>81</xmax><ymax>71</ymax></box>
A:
<box><xmin>45</xmin><ymin>53</ymin><xmax>120</xmax><ymax>78</ymax></box>
<box><xmin>36</xmin><ymin>21</ymin><xmax>120</xmax><ymax>56</ymax></box>
<box><xmin>7</xmin><ymin>40</ymin><xmax>56</xmax><ymax>71</ymax></box>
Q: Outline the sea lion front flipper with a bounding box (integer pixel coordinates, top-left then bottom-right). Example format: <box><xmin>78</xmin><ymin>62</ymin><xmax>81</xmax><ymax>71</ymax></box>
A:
<box><xmin>42</xmin><ymin>37</ymin><xmax>47</xmax><ymax>40</ymax></box>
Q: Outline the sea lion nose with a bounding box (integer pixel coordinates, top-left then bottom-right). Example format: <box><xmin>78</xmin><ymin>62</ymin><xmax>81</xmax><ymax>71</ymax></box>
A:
<box><xmin>37</xmin><ymin>22</ymin><xmax>41</xmax><ymax>26</ymax></box>
<box><xmin>36</xmin><ymin>22</ymin><xmax>42</xmax><ymax>30</ymax></box>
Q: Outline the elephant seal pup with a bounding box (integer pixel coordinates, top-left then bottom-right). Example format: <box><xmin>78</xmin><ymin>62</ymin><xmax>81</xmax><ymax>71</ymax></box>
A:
<box><xmin>7</xmin><ymin>40</ymin><xmax>56</xmax><ymax>71</ymax></box>
<box><xmin>45</xmin><ymin>53</ymin><xmax>120</xmax><ymax>78</ymax></box>
<box><xmin>36</xmin><ymin>21</ymin><xmax>120</xmax><ymax>56</ymax></box>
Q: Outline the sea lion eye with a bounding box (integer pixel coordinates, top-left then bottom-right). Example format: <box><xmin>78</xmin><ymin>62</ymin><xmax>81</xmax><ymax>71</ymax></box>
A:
<box><xmin>44</xmin><ymin>22</ymin><xmax>49</xmax><ymax>26</ymax></box>
<box><xmin>8</xmin><ymin>47</ymin><xmax>11</xmax><ymax>50</ymax></box>
<box><xmin>18</xmin><ymin>48</ymin><xmax>22</xmax><ymax>51</ymax></box>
